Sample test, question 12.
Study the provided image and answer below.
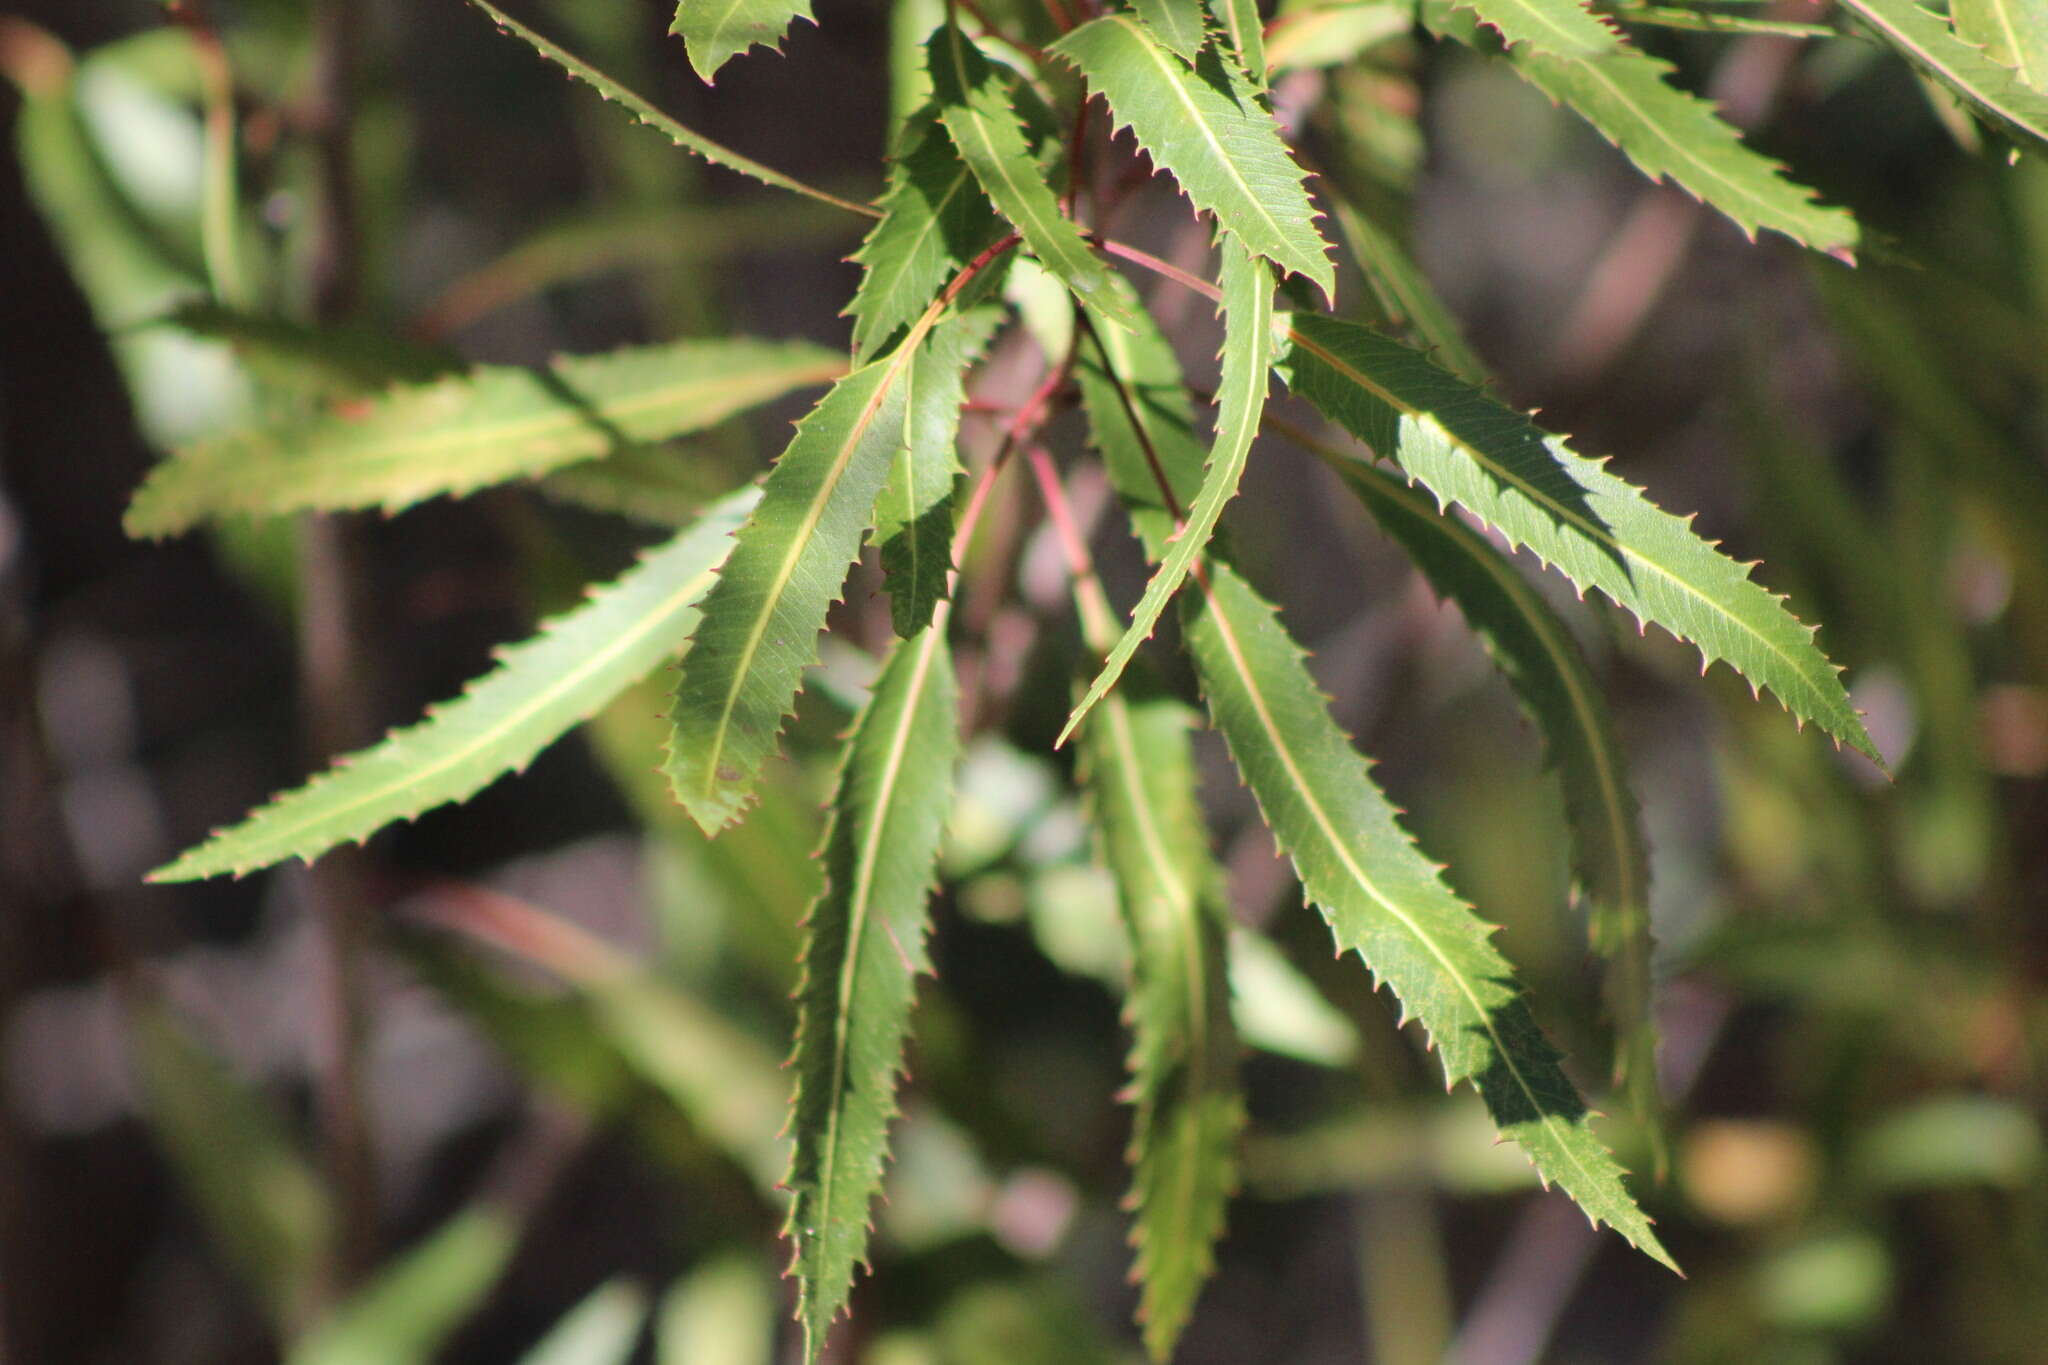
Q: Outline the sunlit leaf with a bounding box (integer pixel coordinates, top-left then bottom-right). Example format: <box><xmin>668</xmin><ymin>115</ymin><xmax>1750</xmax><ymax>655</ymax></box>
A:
<box><xmin>1953</xmin><ymin>0</ymin><xmax>2048</xmax><ymax>95</ymax></box>
<box><xmin>927</xmin><ymin>22</ymin><xmax>1141</xmax><ymax>329</ymax></box>
<box><xmin>1061</xmin><ymin>241</ymin><xmax>1272</xmax><ymax>745</ymax></box>
<box><xmin>1133</xmin><ymin>0</ymin><xmax>1210</xmax><ymax>61</ymax></box>
<box><xmin>1454</xmin><ymin>0</ymin><xmax>1620</xmax><ymax>57</ymax></box>
<box><xmin>1276</xmin><ymin>314</ymin><xmax>1880</xmax><ymax>764</ymax></box>
<box><xmin>1211</xmin><ymin>0</ymin><xmax>1269</xmax><ymax>79</ymax></box>
<box><xmin>125</xmin><ymin>340</ymin><xmax>835</xmax><ymax>535</ymax></box>
<box><xmin>786</xmin><ymin>622</ymin><xmax>962</xmax><ymax>1364</ymax></box>
<box><xmin>1049</xmin><ymin>14</ymin><xmax>1336</xmax><ymax>297</ymax></box>
<box><xmin>1841</xmin><ymin>0</ymin><xmax>2048</xmax><ymax>148</ymax></box>
<box><xmin>290</xmin><ymin>1208</ymin><xmax>519</xmax><ymax>1365</ymax></box>
<box><xmin>670</xmin><ymin>0</ymin><xmax>814</xmax><ymax>83</ymax></box>
<box><xmin>149</xmin><ymin>489</ymin><xmax>758</xmax><ymax>880</ymax></box>
<box><xmin>517</xmin><ymin>1280</ymin><xmax>648</xmax><ymax>1365</ymax></box>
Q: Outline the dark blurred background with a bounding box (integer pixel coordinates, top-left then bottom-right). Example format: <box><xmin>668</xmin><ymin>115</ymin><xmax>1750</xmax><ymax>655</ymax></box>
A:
<box><xmin>3</xmin><ymin>1</ymin><xmax>2045</xmax><ymax>1362</ymax></box>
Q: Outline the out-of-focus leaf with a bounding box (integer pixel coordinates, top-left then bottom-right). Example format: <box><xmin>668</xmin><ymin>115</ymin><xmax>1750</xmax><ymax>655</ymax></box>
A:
<box><xmin>126</xmin><ymin>340</ymin><xmax>835</xmax><ymax>534</ymax></box>
<box><xmin>289</xmin><ymin>1208</ymin><xmax>519</xmax><ymax>1365</ymax></box>
<box><xmin>153</xmin><ymin>303</ymin><xmax>459</xmax><ymax>397</ymax></box>
<box><xmin>1328</xmin><ymin>197</ymin><xmax>1488</xmax><ymax>386</ymax></box>
<box><xmin>1265</xmin><ymin>2</ymin><xmax>1413</xmax><ymax>73</ymax></box>
<box><xmin>1851</xmin><ymin>1095</ymin><xmax>2045</xmax><ymax>1190</ymax></box>
<box><xmin>128</xmin><ymin>997</ymin><xmax>330</xmax><ymax>1330</ymax></box>
<box><xmin>1226</xmin><ymin>928</ymin><xmax>1361</xmax><ymax>1067</ymax></box>
<box><xmin>656</xmin><ymin>1254</ymin><xmax>776</xmax><ymax>1365</ymax></box>
<box><xmin>516</xmin><ymin>1280</ymin><xmax>648</xmax><ymax>1365</ymax></box>
<box><xmin>149</xmin><ymin>489</ymin><xmax>757</xmax><ymax>881</ymax></box>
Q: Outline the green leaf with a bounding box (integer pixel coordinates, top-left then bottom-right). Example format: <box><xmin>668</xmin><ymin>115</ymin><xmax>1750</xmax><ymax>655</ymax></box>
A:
<box><xmin>1060</xmin><ymin>242</ymin><xmax>1273</xmax><ymax>746</ymax></box>
<box><xmin>469</xmin><ymin>1</ymin><xmax>877</xmax><ymax>217</ymax></box>
<box><xmin>1487</xmin><ymin>34</ymin><xmax>1859</xmax><ymax>253</ymax></box>
<box><xmin>1210</xmin><ymin>0</ymin><xmax>1270</xmax><ymax>81</ymax></box>
<box><xmin>1839</xmin><ymin>0</ymin><xmax>2048</xmax><ymax>149</ymax></box>
<box><xmin>1953</xmin><ymin>0</ymin><xmax>2048</xmax><ymax>93</ymax></box>
<box><xmin>1048</xmin><ymin>14</ymin><xmax>1336</xmax><ymax>298</ymax></box>
<box><xmin>1455</xmin><ymin>0</ymin><xmax>1619</xmax><ymax>56</ymax></box>
<box><xmin>290</xmin><ymin>1208</ymin><xmax>519</xmax><ymax>1365</ymax></box>
<box><xmin>125</xmin><ymin>339</ymin><xmax>837</xmax><ymax>536</ymax></box>
<box><xmin>1275</xmin><ymin>314</ymin><xmax>1880</xmax><ymax>765</ymax></box>
<box><xmin>156</xmin><ymin>301</ymin><xmax>461</xmax><ymax>396</ymax></box>
<box><xmin>1264</xmin><ymin>2</ymin><xmax>1413</xmax><ymax>73</ymax></box>
<box><xmin>876</xmin><ymin>309</ymin><xmax>1003</xmax><ymax>637</ymax></box>
<box><xmin>1329</xmin><ymin>197</ymin><xmax>1489</xmax><ymax>386</ymax></box>
<box><xmin>927</xmin><ymin>23</ymin><xmax>1140</xmax><ymax>330</ymax></box>
<box><xmin>129</xmin><ymin>998</ymin><xmax>331</xmax><ymax>1329</ymax></box>
<box><xmin>786</xmin><ymin>622</ymin><xmax>962</xmax><ymax>1364</ymax></box>
<box><xmin>670</xmin><ymin>0</ymin><xmax>814</xmax><ymax>83</ymax></box>
<box><xmin>848</xmin><ymin>109</ymin><xmax>1007</xmax><ymax>362</ymax></box>
<box><xmin>1134</xmin><ymin>0</ymin><xmax>1211</xmax><ymax>61</ymax></box>
<box><xmin>517</xmin><ymin>1281</ymin><xmax>649</xmax><ymax>1365</ymax></box>
<box><xmin>1078</xmin><ymin>293</ymin><xmax>1668</xmax><ymax>1268</ymax></box>
<box><xmin>1078</xmin><ymin>671</ymin><xmax>1241</xmax><ymax>1361</ymax></box>
<box><xmin>1330</xmin><ymin>457</ymin><xmax>1660</xmax><ymax>1150</ymax></box>
<box><xmin>1178</xmin><ymin>560</ymin><xmax>1674</xmax><ymax>1269</ymax></box>
<box><xmin>665</xmin><ymin>337</ymin><xmax>927</xmax><ymax>832</ymax></box>
<box><xmin>657</xmin><ymin>1254</ymin><xmax>776</xmax><ymax>1365</ymax></box>
<box><xmin>148</xmin><ymin>488</ymin><xmax>759</xmax><ymax>881</ymax></box>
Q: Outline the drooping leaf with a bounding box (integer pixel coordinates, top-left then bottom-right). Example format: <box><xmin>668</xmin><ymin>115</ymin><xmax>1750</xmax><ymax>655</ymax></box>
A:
<box><xmin>1060</xmin><ymin>242</ymin><xmax>1273</xmax><ymax>745</ymax></box>
<box><xmin>875</xmin><ymin>309</ymin><xmax>1003</xmax><ymax>637</ymax></box>
<box><xmin>1210</xmin><ymin>0</ymin><xmax>1270</xmax><ymax>80</ymax></box>
<box><xmin>1178</xmin><ymin>560</ymin><xmax>1674</xmax><ymax>1267</ymax></box>
<box><xmin>1133</xmin><ymin>0</ymin><xmax>1211</xmax><ymax>61</ymax></box>
<box><xmin>1433</xmin><ymin>2</ymin><xmax>1859</xmax><ymax>255</ymax></box>
<box><xmin>517</xmin><ymin>1281</ymin><xmax>649</xmax><ymax>1365</ymax></box>
<box><xmin>1329</xmin><ymin>197</ymin><xmax>1489</xmax><ymax>386</ymax></box>
<box><xmin>847</xmin><ymin>109</ymin><xmax>1006</xmax><ymax>362</ymax></box>
<box><xmin>670</xmin><ymin>0</ymin><xmax>814</xmax><ymax>83</ymax></box>
<box><xmin>785</xmin><ymin>621</ymin><xmax>961</xmax><ymax>1364</ymax></box>
<box><xmin>128</xmin><ymin>998</ymin><xmax>331</xmax><ymax>1330</ymax></box>
<box><xmin>469</xmin><ymin>1</ymin><xmax>877</xmax><ymax>217</ymax></box>
<box><xmin>927</xmin><ymin>23</ymin><xmax>1141</xmax><ymax>330</ymax></box>
<box><xmin>149</xmin><ymin>488</ymin><xmax>759</xmax><ymax>881</ymax></box>
<box><xmin>126</xmin><ymin>340</ymin><xmax>837</xmax><ymax>536</ymax></box>
<box><xmin>1079</xmin><ymin>306</ymin><xmax>1670</xmax><ymax>1268</ymax></box>
<box><xmin>1330</xmin><ymin>457</ymin><xmax>1660</xmax><ymax>1153</ymax></box>
<box><xmin>1048</xmin><ymin>14</ymin><xmax>1336</xmax><ymax>298</ymax></box>
<box><xmin>1075</xmin><ymin>279</ymin><xmax>1212</xmax><ymax>553</ymax></box>
<box><xmin>665</xmin><ymin>335</ymin><xmax>928</xmax><ymax>832</ymax></box>
<box><xmin>1452</xmin><ymin>0</ymin><xmax>1620</xmax><ymax>57</ymax></box>
<box><xmin>1078</xmin><ymin>670</ymin><xmax>1242</xmax><ymax>1361</ymax></box>
<box><xmin>290</xmin><ymin>1208</ymin><xmax>520</xmax><ymax>1365</ymax></box>
<box><xmin>1953</xmin><ymin>0</ymin><xmax>2048</xmax><ymax>95</ymax></box>
<box><xmin>1276</xmin><ymin>314</ymin><xmax>1880</xmax><ymax>764</ymax></box>
<box><xmin>1839</xmin><ymin>0</ymin><xmax>2048</xmax><ymax>149</ymax></box>
<box><xmin>157</xmin><ymin>301</ymin><xmax>461</xmax><ymax>396</ymax></box>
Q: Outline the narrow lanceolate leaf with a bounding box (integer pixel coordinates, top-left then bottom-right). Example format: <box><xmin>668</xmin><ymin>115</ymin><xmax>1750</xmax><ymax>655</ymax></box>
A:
<box><xmin>1133</xmin><ymin>0</ymin><xmax>1210</xmax><ymax>61</ymax></box>
<box><xmin>785</xmin><ymin>622</ymin><xmax>961</xmax><ymax>1365</ymax></box>
<box><xmin>847</xmin><ymin>110</ymin><xmax>1005</xmax><ymax>362</ymax></box>
<box><xmin>1080</xmin><ymin>672</ymin><xmax>1241</xmax><ymax>1362</ymax></box>
<box><xmin>1276</xmin><ymin>314</ymin><xmax>1880</xmax><ymax>764</ymax></box>
<box><xmin>1049</xmin><ymin>15</ymin><xmax>1336</xmax><ymax>299</ymax></box>
<box><xmin>470</xmin><ymin>1</ymin><xmax>876</xmax><ymax>217</ymax></box>
<box><xmin>1332</xmin><ymin>459</ymin><xmax>1659</xmax><ymax>1147</ymax></box>
<box><xmin>1180</xmin><ymin>561</ymin><xmax>1674</xmax><ymax>1268</ymax></box>
<box><xmin>126</xmin><ymin>338</ymin><xmax>838</xmax><ymax>536</ymax></box>
<box><xmin>875</xmin><ymin>309</ymin><xmax>1002</xmax><ymax>637</ymax></box>
<box><xmin>150</xmin><ymin>489</ymin><xmax>760</xmax><ymax>881</ymax></box>
<box><xmin>1330</xmin><ymin>198</ymin><xmax>1489</xmax><ymax>387</ymax></box>
<box><xmin>928</xmin><ymin>24</ymin><xmax>1140</xmax><ymax>329</ymax></box>
<box><xmin>1060</xmin><ymin>243</ymin><xmax>1273</xmax><ymax>746</ymax></box>
<box><xmin>1454</xmin><ymin>0</ymin><xmax>1619</xmax><ymax>57</ymax></box>
<box><xmin>1079</xmin><ymin>302</ymin><xmax>1668</xmax><ymax>1267</ymax></box>
<box><xmin>665</xmin><ymin>339</ymin><xmax>924</xmax><ymax>831</ymax></box>
<box><xmin>1839</xmin><ymin>0</ymin><xmax>2048</xmax><ymax>149</ymax></box>
<box><xmin>1953</xmin><ymin>0</ymin><xmax>2048</xmax><ymax>94</ymax></box>
<box><xmin>670</xmin><ymin>0</ymin><xmax>814</xmax><ymax>83</ymax></box>
<box><xmin>1210</xmin><ymin>0</ymin><xmax>1268</xmax><ymax>82</ymax></box>
<box><xmin>1502</xmin><ymin>41</ymin><xmax>1858</xmax><ymax>253</ymax></box>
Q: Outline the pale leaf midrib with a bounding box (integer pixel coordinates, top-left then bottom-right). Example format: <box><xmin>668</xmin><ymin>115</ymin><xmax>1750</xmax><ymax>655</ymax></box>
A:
<box><xmin>1196</xmin><ymin>579</ymin><xmax>1607</xmax><ymax>1197</ymax></box>
<box><xmin>699</xmin><ymin>343</ymin><xmax>921</xmax><ymax>802</ymax></box>
<box><xmin>1290</xmin><ymin>329</ymin><xmax>1838</xmax><ymax>719</ymax></box>
<box><xmin>810</xmin><ymin>613</ymin><xmax>948</xmax><ymax>1291</ymax></box>
<box><xmin>171</xmin><ymin>561</ymin><xmax>723</xmax><ymax>874</ymax></box>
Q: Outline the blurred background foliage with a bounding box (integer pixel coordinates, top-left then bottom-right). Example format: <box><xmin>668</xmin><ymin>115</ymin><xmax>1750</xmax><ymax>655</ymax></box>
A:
<box><xmin>0</xmin><ymin>0</ymin><xmax>2044</xmax><ymax>1361</ymax></box>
